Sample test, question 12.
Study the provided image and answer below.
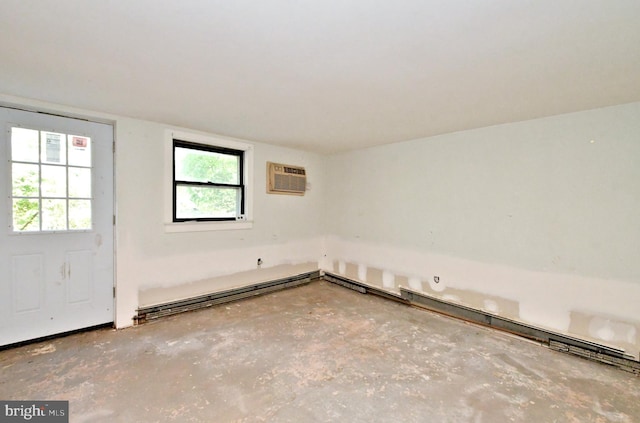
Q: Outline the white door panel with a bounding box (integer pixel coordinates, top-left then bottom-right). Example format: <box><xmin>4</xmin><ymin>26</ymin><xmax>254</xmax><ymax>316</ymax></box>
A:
<box><xmin>0</xmin><ymin>107</ymin><xmax>114</xmax><ymax>346</ymax></box>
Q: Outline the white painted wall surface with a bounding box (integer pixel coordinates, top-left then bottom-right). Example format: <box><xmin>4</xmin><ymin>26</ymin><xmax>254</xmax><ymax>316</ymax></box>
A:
<box><xmin>324</xmin><ymin>102</ymin><xmax>640</xmax><ymax>358</ymax></box>
<box><xmin>115</xmin><ymin>119</ymin><xmax>325</xmax><ymax>327</ymax></box>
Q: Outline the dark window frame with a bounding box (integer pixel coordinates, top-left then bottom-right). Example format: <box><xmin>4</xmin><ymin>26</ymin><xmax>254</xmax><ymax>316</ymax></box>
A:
<box><xmin>172</xmin><ymin>139</ymin><xmax>244</xmax><ymax>222</ymax></box>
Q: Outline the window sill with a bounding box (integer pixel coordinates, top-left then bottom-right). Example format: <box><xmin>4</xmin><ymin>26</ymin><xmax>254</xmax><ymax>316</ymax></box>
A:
<box><xmin>164</xmin><ymin>220</ymin><xmax>253</xmax><ymax>233</ymax></box>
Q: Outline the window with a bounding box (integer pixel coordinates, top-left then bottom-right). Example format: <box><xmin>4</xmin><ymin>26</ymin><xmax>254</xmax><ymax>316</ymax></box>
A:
<box><xmin>165</xmin><ymin>130</ymin><xmax>253</xmax><ymax>232</ymax></box>
<box><xmin>173</xmin><ymin>140</ymin><xmax>244</xmax><ymax>221</ymax></box>
<box><xmin>9</xmin><ymin>127</ymin><xmax>93</xmax><ymax>233</ymax></box>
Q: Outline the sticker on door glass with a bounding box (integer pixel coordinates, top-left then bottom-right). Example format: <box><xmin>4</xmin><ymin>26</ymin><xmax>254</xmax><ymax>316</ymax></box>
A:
<box><xmin>68</xmin><ymin>135</ymin><xmax>91</xmax><ymax>167</ymax></box>
<box><xmin>72</xmin><ymin>136</ymin><xmax>87</xmax><ymax>148</ymax></box>
<box><xmin>45</xmin><ymin>133</ymin><xmax>61</xmax><ymax>163</ymax></box>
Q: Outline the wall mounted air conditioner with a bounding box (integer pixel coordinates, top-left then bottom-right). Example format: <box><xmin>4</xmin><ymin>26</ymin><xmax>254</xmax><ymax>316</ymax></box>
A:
<box><xmin>267</xmin><ymin>162</ymin><xmax>306</xmax><ymax>195</ymax></box>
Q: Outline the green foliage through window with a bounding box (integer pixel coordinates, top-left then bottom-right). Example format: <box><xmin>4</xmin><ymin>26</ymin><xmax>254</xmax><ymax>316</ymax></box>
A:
<box><xmin>173</xmin><ymin>140</ymin><xmax>244</xmax><ymax>221</ymax></box>
<box><xmin>10</xmin><ymin>127</ymin><xmax>93</xmax><ymax>232</ymax></box>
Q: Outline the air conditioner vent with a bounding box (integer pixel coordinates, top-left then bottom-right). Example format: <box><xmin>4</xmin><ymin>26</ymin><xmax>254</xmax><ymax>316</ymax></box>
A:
<box><xmin>267</xmin><ymin>162</ymin><xmax>306</xmax><ymax>195</ymax></box>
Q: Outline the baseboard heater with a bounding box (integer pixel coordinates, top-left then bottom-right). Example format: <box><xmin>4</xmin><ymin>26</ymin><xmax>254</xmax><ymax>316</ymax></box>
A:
<box><xmin>323</xmin><ymin>272</ymin><xmax>409</xmax><ymax>303</ymax></box>
<box><xmin>323</xmin><ymin>272</ymin><xmax>639</xmax><ymax>374</ymax></box>
<box><xmin>401</xmin><ymin>287</ymin><xmax>639</xmax><ymax>374</ymax></box>
<box><xmin>135</xmin><ymin>270</ymin><xmax>320</xmax><ymax>324</ymax></box>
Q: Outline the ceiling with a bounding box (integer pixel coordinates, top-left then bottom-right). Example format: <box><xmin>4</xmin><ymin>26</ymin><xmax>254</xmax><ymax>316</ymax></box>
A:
<box><xmin>1</xmin><ymin>1</ymin><xmax>639</xmax><ymax>154</ymax></box>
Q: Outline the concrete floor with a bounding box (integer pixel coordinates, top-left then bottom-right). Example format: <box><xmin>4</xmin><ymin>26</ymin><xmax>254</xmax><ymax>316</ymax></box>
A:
<box><xmin>1</xmin><ymin>281</ymin><xmax>638</xmax><ymax>423</ymax></box>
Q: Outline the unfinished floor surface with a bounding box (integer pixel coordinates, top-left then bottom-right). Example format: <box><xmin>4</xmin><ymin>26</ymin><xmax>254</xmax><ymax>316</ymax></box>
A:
<box><xmin>1</xmin><ymin>281</ymin><xmax>638</xmax><ymax>422</ymax></box>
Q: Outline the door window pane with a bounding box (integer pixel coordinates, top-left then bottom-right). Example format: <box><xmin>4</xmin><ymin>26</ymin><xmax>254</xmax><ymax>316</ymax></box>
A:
<box><xmin>12</xmin><ymin>199</ymin><xmax>40</xmax><ymax>231</ymax></box>
<box><xmin>68</xmin><ymin>135</ymin><xmax>91</xmax><ymax>167</ymax></box>
<box><xmin>12</xmin><ymin>163</ymin><xmax>39</xmax><ymax>197</ymax></box>
<box><xmin>41</xmin><ymin>132</ymin><xmax>66</xmax><ymax>165</ymax></box>
<box><xmin>69</xmin><ymin>200</ymin><xmax>92</xmax><ymax>230</ymax></box>
<box><xmin>41</xmin><ymin>165</ymin><xmax>67</xmax><ymax>197</ymax></box>
<box><xmin>69</xmin><ymin>168</ymin><xmax>91</xmax><ymax>198</ymax></box>
<box><xmin>11</xmin><ymin>128</ymin><xmax>39</xmax><ymax>162</ymax></box>
<box><xmin>42</xmin><ymin>199</ymin><xmax>67</xmax><ymax>231</ymax></box>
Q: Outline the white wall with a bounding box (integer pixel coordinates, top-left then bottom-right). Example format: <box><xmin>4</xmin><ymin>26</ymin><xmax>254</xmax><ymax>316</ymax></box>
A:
<box><xmin>324</xmin><ymin>102</ymin><xmax>640</xmax><ymax>359</ymax></box>
<box><xmin>115</xmin><ymin>118</ymin><xmax>326</xmax><ymax>327</ymax></box>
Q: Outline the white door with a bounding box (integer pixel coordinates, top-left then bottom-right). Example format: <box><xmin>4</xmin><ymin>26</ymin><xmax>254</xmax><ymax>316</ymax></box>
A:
<box><xmin>0</xmin><ymin>107</ymin><xmax>114</xmax><ymax>346</ymax></box>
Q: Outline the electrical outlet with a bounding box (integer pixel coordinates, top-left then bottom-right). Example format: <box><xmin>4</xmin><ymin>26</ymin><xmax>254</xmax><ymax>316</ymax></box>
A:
<box><xmin>434</xmin><ymin>276</ymin><xmax>440</xmax><ymax>284</ymax></box>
